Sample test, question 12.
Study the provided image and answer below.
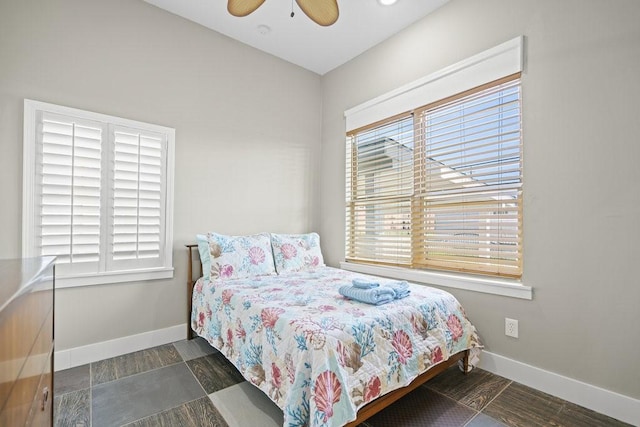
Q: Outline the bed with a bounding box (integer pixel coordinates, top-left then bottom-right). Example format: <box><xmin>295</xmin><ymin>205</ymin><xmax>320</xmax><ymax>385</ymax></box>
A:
<box><xmin>186</xmin><ymin>238</ymin><xmax>481</xmax><ymax>427</ymax></box>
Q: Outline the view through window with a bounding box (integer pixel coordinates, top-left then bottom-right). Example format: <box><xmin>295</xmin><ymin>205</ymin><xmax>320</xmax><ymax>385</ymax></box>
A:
<box><xmin>346</xmin><ymin>75</ymin><xmax>522</xmax><ymax>278</ymax></box>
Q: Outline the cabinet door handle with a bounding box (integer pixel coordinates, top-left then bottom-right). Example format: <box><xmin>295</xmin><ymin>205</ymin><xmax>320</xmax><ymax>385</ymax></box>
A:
<box><xmin>41</xmin><ymin>387</ymin><xmax>49</xmax><ymax>411</ymax></box>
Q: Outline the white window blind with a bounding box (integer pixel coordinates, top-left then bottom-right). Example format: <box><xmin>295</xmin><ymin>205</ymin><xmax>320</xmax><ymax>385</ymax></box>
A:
<box><xmin>346</xmin><ymin>116</ymin><xmax>414</xmax><ymax>266</ymax></box>
<box><xmin>23</xmin><ymin>100</ymin><xmax>175</xmax><ymax>288</ymax></box>
<box><xmin>414</xmin><ymin>77</ymin><xmax>522</xmax><ymax>277</ymax></box>
<box><xmin>346</xmin><ymin>75</ymin><xmax>522</xmax><ymax>279</ymax></box>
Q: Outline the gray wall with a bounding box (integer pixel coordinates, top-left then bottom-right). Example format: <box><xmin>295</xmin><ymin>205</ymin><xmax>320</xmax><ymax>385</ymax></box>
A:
<box><xmin>319</xmin><ymin>0</ymin><xmax>640</xmax><ymax>399</ymax></box>
<box><xmin>0</xmin><ymin>0</ymin><xmax>322</xmax><ymax>349</ymax></box>
<box><xmin>2</xmin><ymin>0</ymin><xmax>639</xmax><ymax>404</ymax></box>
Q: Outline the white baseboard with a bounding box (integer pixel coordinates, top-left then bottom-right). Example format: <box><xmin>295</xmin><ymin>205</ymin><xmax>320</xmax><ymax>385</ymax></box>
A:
<box><xmin>479</xmin><ymin>351</ymin><xmax>640</xmax><ymax>426</ymax></box>
<box><xmin>54</xmin><ymin>323</ymin><xmax>187</xmax><ymax>372</ymax></box>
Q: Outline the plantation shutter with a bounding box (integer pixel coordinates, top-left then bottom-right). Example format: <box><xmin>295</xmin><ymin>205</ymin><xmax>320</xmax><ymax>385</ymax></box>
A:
<box><xmin>346</xmin><ymin>115</ymin><xmax>414</xmax><ymax>266</ymax></box>
<box><xmin>38</xmin><ymin>112</ymin><xmax>103</xmax><ymax>275</ymax></box>
<box><xmin>24</xmin><ymin>100</ymin><xmax>175</xmax><ymax>287</ymax></box>
<box><xmin>413</xmin><ymin>76</ymin><xmax>522</xmax><ymax>277</ymax></box>
<box><xmin>109</xmin><ymin>126</ymin><xmax>166</xmax><ymax>270</ymax></box>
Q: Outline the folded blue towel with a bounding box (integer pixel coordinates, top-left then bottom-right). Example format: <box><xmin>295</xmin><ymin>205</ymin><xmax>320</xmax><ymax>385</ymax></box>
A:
<box><xmin>382</xmin><ymin>281</ymin><xmax>411</xmax><ymax>299</ymax></box>
<box><xmin>352</xmin><ymin>278</ymin><xmax>380</xmax><ymax>289</ymax></box>
<box><xmin>339</xmin><ymin>285</ymin><xmax>395</xmax><ymax>305</ymax></box>
<box><xmin>393</xmin><ymin>290</ymin><xmax>410</xmax><ymax>299</ymax></box>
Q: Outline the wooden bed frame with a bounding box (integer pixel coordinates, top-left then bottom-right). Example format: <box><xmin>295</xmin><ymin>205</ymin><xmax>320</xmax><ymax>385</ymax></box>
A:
<box><xmin>185</xmin><ymin>244</ymin><xmax>468</xmax><ymax>426</ymax></box>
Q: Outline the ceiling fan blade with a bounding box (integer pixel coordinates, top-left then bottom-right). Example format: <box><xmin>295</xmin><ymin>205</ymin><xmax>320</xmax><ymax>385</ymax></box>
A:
<box><xmin>227</xmin><ymin>0</ymin><xmax>266</xmax><ymax>17</ymax></box>
<box><xmin>295</xmin><ymin>0</ymin><xmax>339</xmax><ymax>26</ymax></box>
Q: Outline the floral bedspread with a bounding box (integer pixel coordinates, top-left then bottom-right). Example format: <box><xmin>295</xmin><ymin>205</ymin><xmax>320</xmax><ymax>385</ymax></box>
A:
<box><xmin>191</xmin><ymin>267</ymin><xmax>481</xmax><ymax>427</ymax></box>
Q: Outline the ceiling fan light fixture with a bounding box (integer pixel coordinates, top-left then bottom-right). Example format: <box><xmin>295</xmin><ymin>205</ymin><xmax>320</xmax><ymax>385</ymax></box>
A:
<box><xmin>378</xmin><ymin>0</ymin><xmax>398</xmax><ymax>5</ymax></box>
<box><xmin>227</xmin><ymin>0</ymin><xmax>339</xmax><ymax>27</ymax></box>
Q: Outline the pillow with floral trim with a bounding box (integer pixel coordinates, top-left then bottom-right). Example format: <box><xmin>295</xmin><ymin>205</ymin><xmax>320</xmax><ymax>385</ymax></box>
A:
<box><xmin>270</xmin><ymin>232</ymin><xmax>325</xmax><ymax>274</ymax></box>
<box><xmin>207</xmin><ymin>232</ymin><xmax>276</xmax><ymax>280</ymax></box>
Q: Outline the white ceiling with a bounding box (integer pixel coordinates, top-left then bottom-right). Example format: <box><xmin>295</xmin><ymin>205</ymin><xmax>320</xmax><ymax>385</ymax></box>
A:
<box><xmin>143</xmin><ymin>0</ymin><xmax>449</xmax><ymax>75</ymax></box>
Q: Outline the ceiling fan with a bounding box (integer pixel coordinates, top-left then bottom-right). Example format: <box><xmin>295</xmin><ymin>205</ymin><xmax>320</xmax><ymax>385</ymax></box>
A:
<box><xmin>227</xmin><ymin>0</ymin><xmax>339</xmax><ymax>27</ymax></box>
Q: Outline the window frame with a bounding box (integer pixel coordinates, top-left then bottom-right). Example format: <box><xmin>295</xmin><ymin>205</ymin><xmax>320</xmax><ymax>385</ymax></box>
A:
<box><xmin>23</xmin><ymin>99</ymin><xmax>175</xmax><ymax>288</ymax></box>
<box><xmin>342</xmin><ymin>37</ymin><xmax>531</xmax><ymax>300</ymax></box>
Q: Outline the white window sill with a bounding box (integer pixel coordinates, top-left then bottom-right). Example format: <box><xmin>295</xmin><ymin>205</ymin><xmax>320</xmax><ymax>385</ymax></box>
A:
<box><xmin>339</xmin><ymin>261</ymin><xmax>532</xmax><ymax>300</ymax></box>
<box><xmin>55</xmin><ymin>267</ymin><xmax>174</xmax><ymax>289</ymax></box>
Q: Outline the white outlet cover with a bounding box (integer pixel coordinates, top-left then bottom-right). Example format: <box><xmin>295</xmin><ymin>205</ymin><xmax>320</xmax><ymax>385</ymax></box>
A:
<box><xmin>505</xmin><ymin>318</ymin><xmax>519</xmax><ymax>338</ymax></box>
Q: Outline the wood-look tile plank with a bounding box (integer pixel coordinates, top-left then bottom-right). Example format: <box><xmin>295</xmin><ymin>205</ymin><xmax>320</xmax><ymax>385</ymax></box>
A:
<box><xmin>186</xmin><ymin>353</ymin><xmax>245</xmax><ymax>394</ymax></box>
<box><xmin>91</xmin><ymin>343</ymin><xmax>182</xmax><ymax>385</ymax></box>
<box><xmin>482</xmin><ymin>382</ymin><xmax>565</xmax><ymax>427</ymax></box>
<box><xmin>173</xmin><ymin>337</ymin><xmax>217</xmax><ymax>361</ymax></box>
<box><xmin>123</xmin><ymin>396</ymin><xmax>228</xmax><ymax>427</ymax></box>
<box><xmin>482</xmin><ymin>381</ymin><xmax>634</xmax><ymax>427</ymax></box>
<box><xmin>465</xmin><ymin>412</ymin><xmax>507</xmax><ymax>427</ymax></box>
<box><xmin>92</xmin><ymin>363</ymin><xmax>204</xmax><ymax>427</ymax></box>
<box><xmin>54</xmin><ymin>388</ymin><xmax>90</xmax><ymax>427</ymax></box>
<box><xmin>209</xmin><ymin>382</ymin><xmax>284</xmax><ymax>427</ymax></box>
<box><xmin>553</xmin><ymin>400</ymin><xmax>633</xmax><ymax>427</ymax></box>
<box><xmin>55</xmin><ymin>364</ymin><xmax>91</xmax><ymax>396</ymax></box>
<box><xmin>426</xmin><ymin>366</ymin><xmax>511</xmax><ymax>411</ymax></box>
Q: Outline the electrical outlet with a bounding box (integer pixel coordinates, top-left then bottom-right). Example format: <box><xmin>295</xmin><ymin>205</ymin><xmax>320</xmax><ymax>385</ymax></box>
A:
<box><xmin>505</xmin><ymin>318</ymin><xmax>519</xmax><ymax>338</ymax></box>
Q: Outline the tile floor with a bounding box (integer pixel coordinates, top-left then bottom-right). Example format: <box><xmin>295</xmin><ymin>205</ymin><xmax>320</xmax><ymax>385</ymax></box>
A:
<box><xmin>53</xmin><ymin>338</ymin><xmax>631</xmax><ymax>427</ymax></box>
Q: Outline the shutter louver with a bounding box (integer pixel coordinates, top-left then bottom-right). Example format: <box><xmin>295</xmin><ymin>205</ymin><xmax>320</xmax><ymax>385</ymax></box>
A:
<box><xmin>346</xmin><ymin>116</ymin><xmax>414</xmax><ymax>266</ymax></box>
<box><xmin>111</xmin><ymin>128</ymin><xmax>165</xmax><ymax>268</ymax></box>
<box><xmin>39</xmin><ymin>114</ymin><xmax>102</xmax><ymax>273</ymax></box>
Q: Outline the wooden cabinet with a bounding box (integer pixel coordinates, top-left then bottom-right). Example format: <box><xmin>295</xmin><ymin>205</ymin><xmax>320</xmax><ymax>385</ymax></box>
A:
<box><xmin>0</xmin><ymin>257</ymin><xmax>55</xmax><ymax>427</ymax></box>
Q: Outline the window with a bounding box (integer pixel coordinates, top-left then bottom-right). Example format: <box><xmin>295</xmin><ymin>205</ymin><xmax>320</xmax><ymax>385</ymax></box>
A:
<box><xmin>346</xmin><ymin>75</ymin><xmax>522</xmax><ymax>279</ymax></box>
<box><xmin>23</xmin><ymin>100</ymin><xmax>175</xmax><ymax>288</ymax></box>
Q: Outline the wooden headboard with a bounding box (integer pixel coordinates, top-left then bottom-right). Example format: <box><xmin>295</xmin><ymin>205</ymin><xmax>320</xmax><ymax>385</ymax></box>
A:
<box><xmin>185</xmin><ymin>244</ymin><xmax>202</xmax><ymax>340</ymax></box>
